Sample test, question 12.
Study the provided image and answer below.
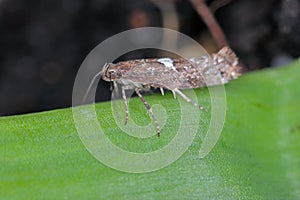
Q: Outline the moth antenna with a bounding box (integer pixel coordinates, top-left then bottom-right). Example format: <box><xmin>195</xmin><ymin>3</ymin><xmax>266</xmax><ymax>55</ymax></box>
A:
<box><xmin>82</xmin><ymin>63</ymin><xmax>109</xmax><ymax>103</ymax></box>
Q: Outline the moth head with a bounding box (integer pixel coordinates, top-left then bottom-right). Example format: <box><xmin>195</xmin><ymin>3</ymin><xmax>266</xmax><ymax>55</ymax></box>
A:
<box><xmin>101</xmin><ymin>63</ymin><xmax>122</xmax><ymax>82</ymax></box>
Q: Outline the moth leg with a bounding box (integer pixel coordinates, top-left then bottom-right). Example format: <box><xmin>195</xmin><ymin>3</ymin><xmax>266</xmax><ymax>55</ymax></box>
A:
<box><xmin>121</xmin><ymin>86</ymin><xmax>129</xmax><ymax>125</ymax></box>
<box><xmin>172</xmin><ymin>90</ymin><xmax>177</xmax><ymax>99</ymax></box>
<box><xmin>111</xmin><ymin>81</ymin><xmax>118</xmax><ymax>96</ymax></box>
<box><xmin>160</xmin><ymin>87</ymin><xmax>164</xmax><ymax>96</ymax></box>
<box><xmin>173</xmin><ymin>88</ymin><xmax>208</xmax><ymax>112</ymax></box>
<box><xmin>135</xmin><ymin>88</ymin><xmax>161</xmax><ymax>137</ymax></box>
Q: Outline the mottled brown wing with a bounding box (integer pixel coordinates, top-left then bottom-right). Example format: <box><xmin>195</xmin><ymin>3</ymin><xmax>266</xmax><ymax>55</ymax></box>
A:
<box><xmin>122</xmin><ymin>58</ymin><xmax>206</xmax><ymax>90</ymax></box>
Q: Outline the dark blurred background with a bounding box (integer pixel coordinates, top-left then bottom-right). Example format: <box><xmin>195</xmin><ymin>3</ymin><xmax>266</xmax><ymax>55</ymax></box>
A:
<box><xmin>0</xmin><ymin>0</ymin><xmax>299</xmax><ymax>116</ymax></box>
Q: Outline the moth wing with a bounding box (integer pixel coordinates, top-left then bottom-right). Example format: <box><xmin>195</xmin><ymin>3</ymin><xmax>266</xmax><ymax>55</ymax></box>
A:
<box><xmin>123</xmin><ymin>60</ymin><xmax>186</xmax><ymax>90</ymax></box>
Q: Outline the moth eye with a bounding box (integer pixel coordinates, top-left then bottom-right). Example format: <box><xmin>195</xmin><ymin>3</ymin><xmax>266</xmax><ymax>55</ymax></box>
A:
<box><xmin>108</xmin><ymin>70</ymin><xmax>119</xmax><ymax>80</ymax></box>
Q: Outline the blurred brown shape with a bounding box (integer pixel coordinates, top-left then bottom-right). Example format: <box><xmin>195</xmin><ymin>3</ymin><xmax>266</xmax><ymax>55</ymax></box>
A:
<box><xmin>129</xmin><ymin>10</ymin><xmax>150</xmax><ymax>28</ymax></box>
<box><xmin>190</xmin><ymin>0</ymin><xmax>229</xmax><ymax>48</ymax></box>
<box><xmin>40</xmin><ymin>62</ymin><xmax>63</xmax><ymax>84</ymax></box>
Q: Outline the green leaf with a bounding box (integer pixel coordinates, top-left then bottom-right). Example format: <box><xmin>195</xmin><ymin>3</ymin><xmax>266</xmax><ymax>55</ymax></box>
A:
<box><xmin>1</xmin><ymin>60</ymin><xmax>300</xmax><ymax>199</ymax></box>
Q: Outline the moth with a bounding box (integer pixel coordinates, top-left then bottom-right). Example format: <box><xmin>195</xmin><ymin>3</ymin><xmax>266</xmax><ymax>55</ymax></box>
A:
<box><xmin>87</xmin><ymin>47</ymin><xmax>241</xmax><ymax>136</ymax></box>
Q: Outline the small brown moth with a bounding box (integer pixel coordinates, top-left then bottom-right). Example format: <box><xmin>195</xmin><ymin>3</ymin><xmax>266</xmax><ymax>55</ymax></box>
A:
<box><xmin>87</xmin><ymin>47</ymin><xmax>241</xmax><ymax>136</ymax></box>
